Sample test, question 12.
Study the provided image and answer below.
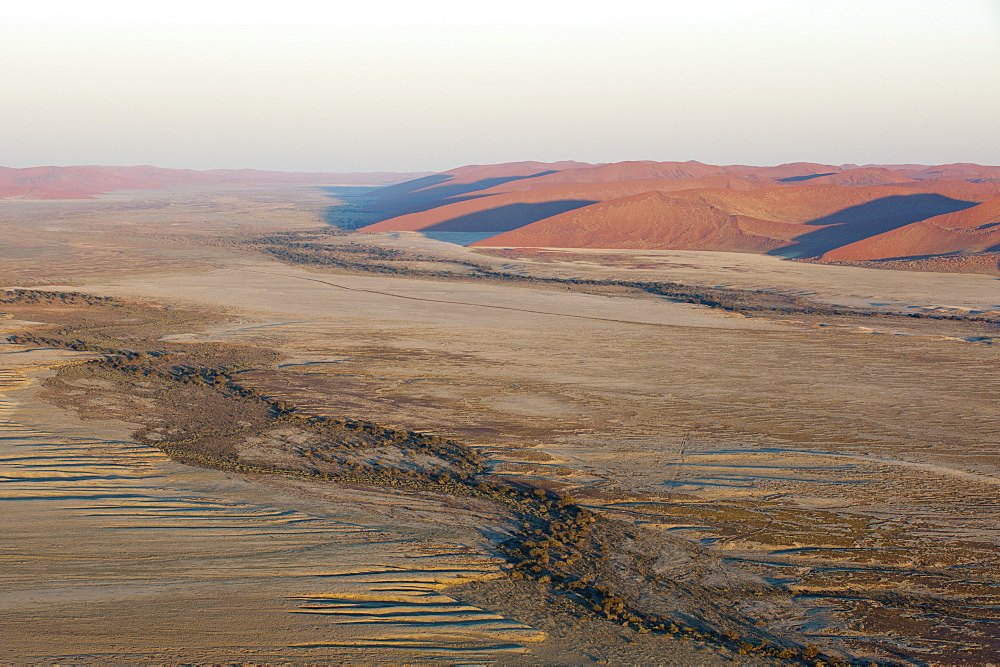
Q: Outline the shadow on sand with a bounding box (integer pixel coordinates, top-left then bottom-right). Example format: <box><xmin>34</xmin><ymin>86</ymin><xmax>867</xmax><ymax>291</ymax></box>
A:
<box><xmin>422</xmin><ymin>200</ymin><xmax>598</xmax><ymax>234</ymax></box>
<box><xmin>358</xmin><ymin>172</ymin><xmax>560</xmax><ymax>221</ymax></box>
<box><xmin>321</xmin><ymin>172</ymin><xmax>568</xmax><ymax>230</ymax></box>
<box><xmin>767</xmin><ymin>193</ymin><xmax>979</xmax><ymax>258</ymax></box>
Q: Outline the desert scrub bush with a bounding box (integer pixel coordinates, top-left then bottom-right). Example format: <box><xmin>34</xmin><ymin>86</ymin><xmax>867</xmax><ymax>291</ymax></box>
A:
<box><xmin>0</xmin><ymin>288</ymin><xmax>115</xmax><ymax>306</ymax></box>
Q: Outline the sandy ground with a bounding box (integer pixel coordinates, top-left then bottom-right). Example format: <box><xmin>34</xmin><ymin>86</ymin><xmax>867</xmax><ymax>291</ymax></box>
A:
<box><xmin>0</xmin><ymin>348</ymin><xmax>548</xmax><ymax>662</ymax></box>
<box><xmin>73</xmin><ymin>254</ymin><xmax>1000</xmax><ymax>662</ymax></box>
<box><xmin>2</xmin><ymin>188</ymin><xmax>998</xmax><ymax>663</ymax></box>
<box><xmin>0</xmin><ymin>348</ymin><xmax>737</xmax><ymax>664</ymax></box>
<box><xmin>398</xmin><ymin>234</ymin><xmax>1000</xmax><ymax>315</ymax></box>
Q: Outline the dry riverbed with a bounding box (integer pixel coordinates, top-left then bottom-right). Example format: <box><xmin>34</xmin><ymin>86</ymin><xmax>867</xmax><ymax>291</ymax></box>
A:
<box><xmin>2</xmin><ymin>188</ymin><xmax>998</xmax><ymax>664</ymax></box>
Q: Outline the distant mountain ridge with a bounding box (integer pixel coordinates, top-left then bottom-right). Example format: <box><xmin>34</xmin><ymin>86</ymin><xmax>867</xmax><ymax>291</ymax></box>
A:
<box><xmin>0</xmin><ymin>165</ymin><xmax>431</xmax><ymax>200</ymax></box>
<box><xmin>355</xmin><ymin>160</ymin><xmax>1000</xmax><ymax>274</ymax></box>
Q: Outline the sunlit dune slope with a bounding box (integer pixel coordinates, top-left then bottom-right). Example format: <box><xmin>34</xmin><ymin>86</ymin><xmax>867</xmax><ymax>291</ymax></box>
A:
<box><xmin>822</xmin><ymin>198</ymin><xmax>1000</xmax><ymax>260</ymax></box>
<box><xmin>360</xmin><ymin>160</ymin><xmax>1000</xmax><ymax>266</ymax></box>
<box><xmin>467</xmin><ymin>190</ymin><xmax>800</xmax><ymax>252</ymax></box>
<box><xmin>460</xmin><ymin>161</ymin><xmax>844</xmax><ymax>196</ymax></box>
<box><xmin>896</xmin><ymin>162</ymin><xmax>1000</xmax><ymax>182</ymax></box>
<box><xmin>801</xmin><ymin>167</ymin><xmax>918</xmax><ymax>187</ymax></box>
<box><xmin>358</xmin><ymin>161</ymin><xmax>595</xmax><ymax>220</ymax></box>
<box><xmin>356</xmin><ymin>160</ymin><xmax>843</xmax><ymax>223</ymax></box>
<box><xmin>673</xmin><ymin>185</ymin><xmax>932</xmax><ymax>223</ymax></box>
<box><xmin>894</xmin><ymin>179</ymin><xmax>1000</xmax><ymax>200</ymax></box>
<box><xmin>468</xmin><ymin>185</ymin><xmax>980</xmax><ymax>257</ymax></box>
<box><xmin>724</xmin><ymin>161</ymin><xmax>843</xmax><ymax>180</ymax></box>
<box><xmin>360</xmin><ymin>177</ymin><xmax>766</xmax><ymax>233</ymax></box>
<box><xmin>487</xmin><ymin>160</ymin><xmax>734</xmax><ymax>186</ymax></box>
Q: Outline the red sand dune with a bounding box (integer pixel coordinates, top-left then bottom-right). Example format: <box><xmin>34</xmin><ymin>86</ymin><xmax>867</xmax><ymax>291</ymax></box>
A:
<box><xmin>361</xmin><ymin>176</ymin><xmax>767</xmax><ymax>233</ymax></box>
<box><xmin>894</xmin><ymin>179</ymin><xmax>1000</xmax><ymax>201</ymax></box>
<box><xmin>458</xmin><ymin>161</ymin><xmax>801</xmax><ymax>198</ymax></box>
<box><xmin>358</xmin><ymin>161</ymin><xmax>865</xmax><ymax>226</ymax></box>
<box><xmin>802</xmin><ymin>167</ymin><xmax>917</xmax><ymax>187</ymax></box>
<box><xmin>725</xmin><ymin>162</ymin><xmax>842</xmax><ymax>181</ymax></box>
<box><xmin>461</xmin><ymin>168</ymin><xmax>766</xmax><ymax>200</ymax></box>
<box><xmin>468</xmin><ymin>184</ymin><xmax>982</xmax><ymax>257</ymax></box>
<box><xmin>8</xmin><ymin>159</ymin><xmax>997</xmax><ymax>269</ymax></box>
<box><xmin>822</xmin><ymin>198</ymin><xmax>1000</xmax><ymax>261</ymax></box>
<box><xmin>895</xmin><ymin>163</ymin><xmax>1000</xmax><ymax>182</ymax></box>
<box><xmin>510</xmin><ymin>160</ymin><xmax>733</xmax><ymax>184</ymax></box>
<box><xmin>667</xmin><ymin>185</ymin><xmax>919</xmax><ymax>223</ymax></box>
<box><xmin>363</xmin><ymin>160</ymin><xmax>998</xmax><ymax>265</ymax></box>
<box><xmin>361</xmin><ymin>161</ymin><xmax>918</xmax><ymax>226</ymax></box>
<box><xmin>359</xmin><ymin>161</ymin><xmax>595</xmax><ymax>220</ymax></box>
<box><xmin>468</xmin><ymin>190</ymin><xmax>804</xmax><ymax>252</ymax></box>
<box><xmin>364</xmin><ymin>160</ymin><xmax>1000</xmax><ymax>220</ymax></box>
<box><xmin>365</xmin><ymin>161</ymin><xmax>594</xmax><ymax>202</ymax></box>
<box><xmin>426</xmin><ymin>161</ymin><xmax>593</xmax><ymax>185</ymax></box>
<box><xmin>340</xmin><ymin>159</ymin><xmax>1000</xmax><ymax>269</ymax></box>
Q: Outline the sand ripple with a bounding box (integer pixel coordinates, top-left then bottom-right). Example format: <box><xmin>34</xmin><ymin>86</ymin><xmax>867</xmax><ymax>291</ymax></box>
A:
<box><xmin>0</xmin><ymin>358</ymin><xmax>541</xmax><ymax>661</ymax></box>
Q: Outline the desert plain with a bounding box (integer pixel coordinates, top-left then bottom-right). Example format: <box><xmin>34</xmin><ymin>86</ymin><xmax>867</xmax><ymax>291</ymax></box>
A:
<box><xmin>1</xmin><ymin>181</ymin><xmax>998</xmax><ymax>665</ymax></box>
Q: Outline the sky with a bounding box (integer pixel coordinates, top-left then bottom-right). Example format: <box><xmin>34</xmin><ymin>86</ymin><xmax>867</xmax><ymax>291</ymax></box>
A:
<box><xmin>2</xmin><ymin>0</ymin><xmax>998</xmax><ymax>172</ymax></box>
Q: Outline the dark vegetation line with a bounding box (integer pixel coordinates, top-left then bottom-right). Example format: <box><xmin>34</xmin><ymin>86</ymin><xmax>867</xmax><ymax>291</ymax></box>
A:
<box><xmin>812</xmin><ymin>251</ymin><xmax>1000</xmax><ymax>276</ymax></box>
<box><xmin>231</xmin><ymin>232</ymin><xmax>1000</xmax><ymax>326</ymax></box>
<box><xmin>0</xmin><ymin>288</ymin><xmax>878</xmax><ymax>665</ymax></box>
<box><xmin>0</xmin><ymin>289</ymin><xmax>116</xmax><ymax>306</ymax></box>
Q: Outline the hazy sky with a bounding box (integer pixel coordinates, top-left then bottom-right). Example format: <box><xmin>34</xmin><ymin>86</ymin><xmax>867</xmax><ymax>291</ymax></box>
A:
<box><xmin>2</xmin><ymin>0</ymin><xmax>998</xmax><ymax>172</ymax></box>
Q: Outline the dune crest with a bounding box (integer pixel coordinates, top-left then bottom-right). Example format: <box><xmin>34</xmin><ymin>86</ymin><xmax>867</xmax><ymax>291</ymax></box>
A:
<box><xmin>357</xmin><ymin>160</ymin><xmax>1000</xmax><ymax>273</ymax></box>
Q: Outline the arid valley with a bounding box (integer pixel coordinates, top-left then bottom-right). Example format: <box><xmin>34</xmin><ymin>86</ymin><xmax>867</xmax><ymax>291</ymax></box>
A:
<box><xmin>1</xmin><ymin>163</ymin><xmax>999</xmax><ymax>665</ymax></box>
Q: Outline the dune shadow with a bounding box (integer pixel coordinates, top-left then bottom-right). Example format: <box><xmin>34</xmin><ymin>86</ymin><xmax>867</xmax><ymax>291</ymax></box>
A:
<box><xmin>778</xmin><ymin>173</ymin><xmax>837</xmax><ymax>182</ymax></box>
<box><xmin>768</xmin><ymin>193</ymin><xmax>979</xmax><ymax>258</ymax></box>
<box><xmin>321</xmin><ymin>174</ymin><xmax>569</xmax><ymax>230</ymax></box>
<box><xmin>363</xmin><ymin>173</ymin><xmax>454</xmax><ymax>199</ymax></box>
<box><xmin>422</xmin><ymin>200</ymin><xmax>598</xmax><ymax>233</ymax></box>
<box><xmin>320</xmin><ymin>186</ymin><xmax>386</xmax><ymax>230</ymax></box>
<box><xmin>359</xmin><ymin>171</ymin><xmax>561</xmax><ymax>221</ymax></box>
